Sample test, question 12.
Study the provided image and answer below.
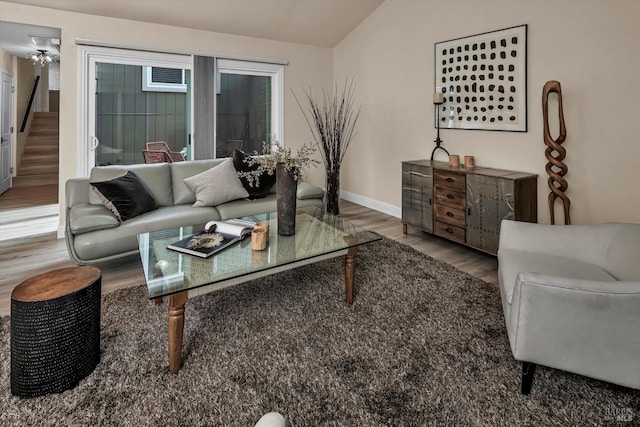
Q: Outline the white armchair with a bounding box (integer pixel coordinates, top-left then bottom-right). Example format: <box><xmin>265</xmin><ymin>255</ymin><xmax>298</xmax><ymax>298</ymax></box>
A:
<box><xmin>497</xmin><ymin>220</ymin><xmax>640</xmax><ymax>394</ymax></box>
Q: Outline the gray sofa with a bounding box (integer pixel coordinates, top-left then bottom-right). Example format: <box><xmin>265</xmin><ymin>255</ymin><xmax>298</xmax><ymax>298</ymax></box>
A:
<box><xmin>498</xmin><ymin>220</ymin><xmax>640</xmax><ymax>393</ymax></box>
<box><xmin>65</xmin><ymin>159</ymin><xmax>325</xmax><ymax>264</ymax></box>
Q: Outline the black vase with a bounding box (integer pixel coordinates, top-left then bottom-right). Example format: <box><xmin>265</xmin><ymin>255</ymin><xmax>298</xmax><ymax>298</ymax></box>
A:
<box><xmin>276</xmin><ymin>163</ymin><xmax>297</xmax><ymax>235</ymax></box>
<box><xmin>325</xmin><ymin>167</ymin><xmax>340</xmax><ymax>215</ymax></box>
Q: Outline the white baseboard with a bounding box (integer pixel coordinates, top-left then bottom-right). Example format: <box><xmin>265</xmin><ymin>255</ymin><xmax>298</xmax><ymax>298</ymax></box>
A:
<box><xmin>0</xmin><ymin>205</ymin><xmax>60</xmax><ymax>242</ymax></box>
<box><xmin>340</xmin><ymin>190</ymin><xmax>401</xmax><ymax>218</ymax></box>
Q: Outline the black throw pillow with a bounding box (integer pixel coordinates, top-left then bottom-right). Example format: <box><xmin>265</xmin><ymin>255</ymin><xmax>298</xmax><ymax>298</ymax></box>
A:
<box><xmin>90</xmin><ymin>171</ymin><xmax>157</xmax><ymax>222</ymax></box>
<box><xmin>232</xmin><ymin>148</ymin><xmax>276</xmax><ymax>199</ymax></box>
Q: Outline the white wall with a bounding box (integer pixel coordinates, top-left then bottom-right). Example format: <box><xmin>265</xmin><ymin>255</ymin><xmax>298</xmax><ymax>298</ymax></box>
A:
<box><xmin>335</xmin><ymin>0</ymin><xmax>640</xmax><ymax>224</ymax></box>
<box><xmin>0</xmin><ymin>47</ymin><xmax>11</xmax><ymax>72</ymax></box>
<box><xmin>0</xmin><ymin>1</ymin><xmax>333</xmax><ymax>226</ymax></box>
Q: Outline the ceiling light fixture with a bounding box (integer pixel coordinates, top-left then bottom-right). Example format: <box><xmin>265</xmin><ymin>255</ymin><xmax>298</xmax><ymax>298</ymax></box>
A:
<box><xmin>29</xmin><ymin>49</ymin><xmax>53</xmax><ymax>67</ymax></box>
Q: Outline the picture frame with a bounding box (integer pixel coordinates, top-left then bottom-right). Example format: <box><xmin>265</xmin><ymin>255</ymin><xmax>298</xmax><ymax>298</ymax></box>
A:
<box><xmin>435</xmin><ymin>24</ymin><xmax>527</xmax><ymax>132</ymax></box>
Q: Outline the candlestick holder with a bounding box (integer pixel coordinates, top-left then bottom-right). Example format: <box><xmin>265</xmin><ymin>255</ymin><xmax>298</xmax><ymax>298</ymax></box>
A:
<box><xmin>431</xmin><ymin>93</ymin><xmax>449</xmax><ymax>161</ymax></box>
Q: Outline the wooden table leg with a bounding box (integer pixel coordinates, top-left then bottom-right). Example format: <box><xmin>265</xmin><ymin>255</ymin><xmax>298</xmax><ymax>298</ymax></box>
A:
<box><xmin>168</xmin><ymin>291</ymin><xmax>188</xmax><ymax>374</ymax></box>
<box><xmin>345</xmin><ymin>246</ymin><xmax>357</xmax><ymax>305</ymax></box>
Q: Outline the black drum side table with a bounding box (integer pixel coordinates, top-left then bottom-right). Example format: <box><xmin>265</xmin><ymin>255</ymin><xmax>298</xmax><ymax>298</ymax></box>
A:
<box><xmin>11</xmin><ymin>266</ymin><xmax>102</xmax><ymax>398</ymax></box>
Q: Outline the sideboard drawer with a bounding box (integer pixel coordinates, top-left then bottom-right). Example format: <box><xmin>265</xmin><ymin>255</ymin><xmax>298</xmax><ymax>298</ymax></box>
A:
<box><xmin>435</xmin><ymin>204</ymin><xmax>466</xmax><ymax>228</ymax></box>
<box><xmin>435</xmin><ymin>188</ymin><xmax>466</xmax><ymax>210</ymax></box>
<box><xmin>435</xmin><ymin>171</ymin><xmax>466</xmax><ymax>193</ymax></box>
<box><xmin>402</xmin><ymin>164</ymin><xmax>433</xmax><ymax>191</ymax></box>
<box><xmin>435</xmin><ymin>221</ymin><xmax>465</xmax><ymax>244</ymax></box>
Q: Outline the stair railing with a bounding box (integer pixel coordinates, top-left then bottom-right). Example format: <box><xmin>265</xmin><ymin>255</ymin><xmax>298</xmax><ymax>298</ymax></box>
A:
<box><xmin>20</xmin><ymin>75</ymin><xmax>41</xmax><ymax>133</ymax></box>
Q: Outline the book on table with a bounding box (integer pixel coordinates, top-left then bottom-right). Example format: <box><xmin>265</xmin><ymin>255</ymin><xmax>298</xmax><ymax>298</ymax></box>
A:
<box><xmin>167</xmin><ymin>219</ymin><xmax>255</xmax><ymax>258</ymax></box>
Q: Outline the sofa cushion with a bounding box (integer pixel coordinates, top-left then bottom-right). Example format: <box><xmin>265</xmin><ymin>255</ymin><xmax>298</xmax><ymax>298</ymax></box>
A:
<box><xmin>89</xmin><ymin>163</ymin><xmax>174</xmax><ymax>207</ymax></box>
<box><xmin>71</xmin><ymin>205</ymin><xmax>221</xmax><ymax>261</ymax></box>
<box><xmin>69</xmin><ymin>203</ymin><xmax>120</xmax><ymax>234</ymax></box>
<box><xmin>90</xmin><ymin>171</ymin><xmax>158</xmax><ymax>222</ymax></box>
<box><xmin>232</xmin><ymin>148</ymin><xmax>276</xmax><ymax>199</ymax></box>
<box><xmin>215</xmin><ymin>193</ymin><xmax>325</xmax><ymax>220</ymax></box>
<box><xmin>499</xmin><ymin>249</ymin><xmax>617</xmax><ymax>304</ymax></box>
<box><xmin>183</xmin><ymin>158</ymin><xmax>249</xmax><ymax>207</ymax></box>
<box><xmin>171</xmin><ymin>159</ymin><xmax>226</xmax><ymax>205</ymax></box>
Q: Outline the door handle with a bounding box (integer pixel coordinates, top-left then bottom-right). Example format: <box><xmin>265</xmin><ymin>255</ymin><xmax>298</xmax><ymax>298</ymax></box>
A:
<box><xmin>90</xmin><ymin>135</ymin><xmax>99</xmax><ymax>150</ymax></box>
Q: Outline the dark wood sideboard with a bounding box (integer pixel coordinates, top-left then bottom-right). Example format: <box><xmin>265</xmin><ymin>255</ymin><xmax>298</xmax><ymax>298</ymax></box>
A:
<box><xmin>401</xmin><ymin>160</ymin><xmax>537</xmax><ymax>255</ymax></box>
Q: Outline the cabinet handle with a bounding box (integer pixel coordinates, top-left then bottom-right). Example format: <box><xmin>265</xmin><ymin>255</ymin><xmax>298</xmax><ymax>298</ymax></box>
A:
<box><xmin>467</xmin><ymin>207</ymin><xmax>471</xmax><ymax>215</ymax></box>
<box><xmin>446</xmin><ymin>177</ymin><xmax>454</xmax><ymax>183</ymax></box>
<box><xmin>429</xmin><ymin>198</ymin><xmax>432</xmax><ymax>206</ymax></box>
<box><xmin>445</xmin><ymin>227</ymin><xmax>454</xmax><ymax>234</ymax></box>
<box><xmin>447</xmin><ymin>194</ymin><xmax>454</xmax><ymax>200</ymax></box>
<box><xmin>446</xmin><ymin>211</ymin><xmax>454</xmax><ymax>217</ymax></box>
<box><xmin>407</xmin><ymin>171</ymin><xmax>431</xmax><ymax>178</ymax></box>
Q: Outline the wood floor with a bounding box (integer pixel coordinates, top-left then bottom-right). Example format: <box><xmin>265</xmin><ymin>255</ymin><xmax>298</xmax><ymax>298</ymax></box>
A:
<box><xmin>0</xmin><ymin>184</ymin><xmax>58</xmax><ymax>211</ymax></box>
<box><xmin>0</xmin><ymin>200</ymin><xmax>498</xmax><ymax>317</ymax></box>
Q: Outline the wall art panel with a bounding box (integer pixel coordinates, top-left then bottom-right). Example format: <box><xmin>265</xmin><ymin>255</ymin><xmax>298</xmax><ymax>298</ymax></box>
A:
<box><xmin>435</xmin><ymin>25</ymin><xmax>527</xmax><ymax>132</ymax></box>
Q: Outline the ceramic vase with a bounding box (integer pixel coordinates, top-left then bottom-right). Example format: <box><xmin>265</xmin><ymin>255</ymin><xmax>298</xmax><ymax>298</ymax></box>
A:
<box><xmin>276</xmin><ymin>163</ymin><xmax>297</xmax><ymax>235</ymax></box>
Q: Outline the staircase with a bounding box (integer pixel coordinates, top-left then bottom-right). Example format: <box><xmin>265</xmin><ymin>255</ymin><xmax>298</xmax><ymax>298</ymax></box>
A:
<box><xmin>0</xmin><ymin>112</ymin><xmax>59</xmax><ymax>238</ymax></box>
<box><xmin>14</xmin><ymin>112</ymin><xmax>59</xmax><ymax>187</ymax></box>
<box><xmin>0</xmin><ymin>112</ymin><xmax>59</xmax><ymax>212</ymax></box>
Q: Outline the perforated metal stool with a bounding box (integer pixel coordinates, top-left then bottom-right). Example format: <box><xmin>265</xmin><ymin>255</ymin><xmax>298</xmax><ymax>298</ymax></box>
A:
<box><xmin>10</xmin><ymin>266</ymin><xmax>101</xmax><ymax>398</ymax></box>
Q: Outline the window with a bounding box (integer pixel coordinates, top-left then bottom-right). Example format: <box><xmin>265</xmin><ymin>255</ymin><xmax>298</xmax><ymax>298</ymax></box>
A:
<box><xmin>142</xmin><ymin>66</ymin><xmax>187</xmax><ymax>93</ymax></box>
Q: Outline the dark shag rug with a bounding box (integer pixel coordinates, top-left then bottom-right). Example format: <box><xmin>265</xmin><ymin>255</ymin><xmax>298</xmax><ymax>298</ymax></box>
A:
<box><xmin>1</xmin><ymin>238</ymin><xmax>638</xmax><ymax>426</ymax></box>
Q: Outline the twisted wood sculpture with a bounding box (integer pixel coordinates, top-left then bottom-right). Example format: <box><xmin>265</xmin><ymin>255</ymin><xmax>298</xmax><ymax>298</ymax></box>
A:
<box><xmin>542</xmin><ymin>80</ymin><xmax>570</xmax><ymax>225</ymax></box>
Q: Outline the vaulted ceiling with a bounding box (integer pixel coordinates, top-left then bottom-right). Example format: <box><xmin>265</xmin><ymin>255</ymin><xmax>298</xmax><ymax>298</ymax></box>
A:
<box><xmin>2</xmin><ymin>0</ymin><xmax>385</xmax><ymax>48</ymax></box>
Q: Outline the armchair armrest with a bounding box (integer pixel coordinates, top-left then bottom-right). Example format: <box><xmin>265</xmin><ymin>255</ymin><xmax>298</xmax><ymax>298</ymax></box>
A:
<box><xmin>498</xmin><ymin>220</ymin><xmax>617</xmax><ymax>267</ymax></box>
<box><xmin>509</xmin><ymin>272</ymin><xmax>640</xmax><ymax>389</ymax></box>
<box><xmin>166</xmin><ymin>151</ymin><xmax>185</xmax><ymax>162</ymax></box>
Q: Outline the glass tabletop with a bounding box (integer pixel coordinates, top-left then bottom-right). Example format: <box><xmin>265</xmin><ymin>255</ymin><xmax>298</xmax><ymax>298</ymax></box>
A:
<box><xmin>137</xmin><ymin>206</ymin><xmax>381</xmax><ymax>299</ymax></box>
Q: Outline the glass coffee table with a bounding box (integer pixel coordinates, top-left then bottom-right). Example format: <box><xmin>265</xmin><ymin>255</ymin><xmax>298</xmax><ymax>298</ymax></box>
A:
<box><xmin>137</xmin><ymin>207</ymin><xmax>381</xmax><ymax>373</ymax></box>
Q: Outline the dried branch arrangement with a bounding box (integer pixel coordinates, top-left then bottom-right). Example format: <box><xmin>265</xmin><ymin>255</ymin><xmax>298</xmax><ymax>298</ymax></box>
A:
<box><xmin>239</xmin><ymin>137</ymin><xmax>319</xmax><ymax>186</ymax></box>
<box><xmin>293</xmin><ymin>77</ymin><xmax>361</xmax><ymax>215</ymax></box>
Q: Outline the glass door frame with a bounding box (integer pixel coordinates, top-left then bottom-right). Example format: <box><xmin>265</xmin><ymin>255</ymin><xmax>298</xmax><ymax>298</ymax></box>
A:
<box><xmin>78</xmin><ymin>45</ymin><xmax>193</xmax><ymax>176</ymax></box>
<box><xmin>216</xmin><ymin>59</ymin><xmax>284</xmax><ymax>152</ymax></box>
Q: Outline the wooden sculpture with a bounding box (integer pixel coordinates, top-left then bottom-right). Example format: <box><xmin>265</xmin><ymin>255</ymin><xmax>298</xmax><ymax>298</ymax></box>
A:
<box><xmin>542</xmin><ymin>80</ymin><xmax>570</xmax><ymax>225</ymax></box>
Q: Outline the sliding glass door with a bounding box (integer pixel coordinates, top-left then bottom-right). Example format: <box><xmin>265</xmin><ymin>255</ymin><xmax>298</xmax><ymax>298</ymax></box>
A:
<box><xmin>216</xmin><ymin>60</ymin><xmax>283</xmax><ymax>157</ymax></box>
<box><xmin>94</xmin><ymin>63</ymin><xmax>191</xmax><ymax>166</ymax></box>
<box><xmin>80</xmin><ymin>47</ymin><xmax>283</xmax><ymax>176</ymax></box>
<box><xmin>80</xmin><ymin>46</ymin><xmax>192</xmax><ymax>174</ymax></box>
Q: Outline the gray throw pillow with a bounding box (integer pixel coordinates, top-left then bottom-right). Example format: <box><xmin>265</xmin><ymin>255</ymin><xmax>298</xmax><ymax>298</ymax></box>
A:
<box><xmin>183</xmin><ymin>158</ymin><xmax>249</xmax><ymax>207</ymax></box>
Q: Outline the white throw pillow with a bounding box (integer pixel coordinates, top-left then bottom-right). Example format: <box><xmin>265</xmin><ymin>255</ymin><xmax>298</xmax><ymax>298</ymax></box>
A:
<box><xmin>183</xmin><ymin>158</ymin><xmax>249</xmax><ymax>207</ymax></box>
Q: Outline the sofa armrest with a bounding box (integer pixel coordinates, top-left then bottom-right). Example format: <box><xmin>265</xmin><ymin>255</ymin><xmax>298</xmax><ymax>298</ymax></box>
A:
<box><xmin>66</xmin><ymin>178</ymin><xmax>91</xmax><ymax>208</ymax></box>
<box><xmin>509</xmin><ymin>271</ymin><xmax>640</xmax><ymax>389</ymax></box>
<box><xmin>296</xmin><ymin>182</ymin><xmax>324</xmax><ymax>200</ymax></box>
